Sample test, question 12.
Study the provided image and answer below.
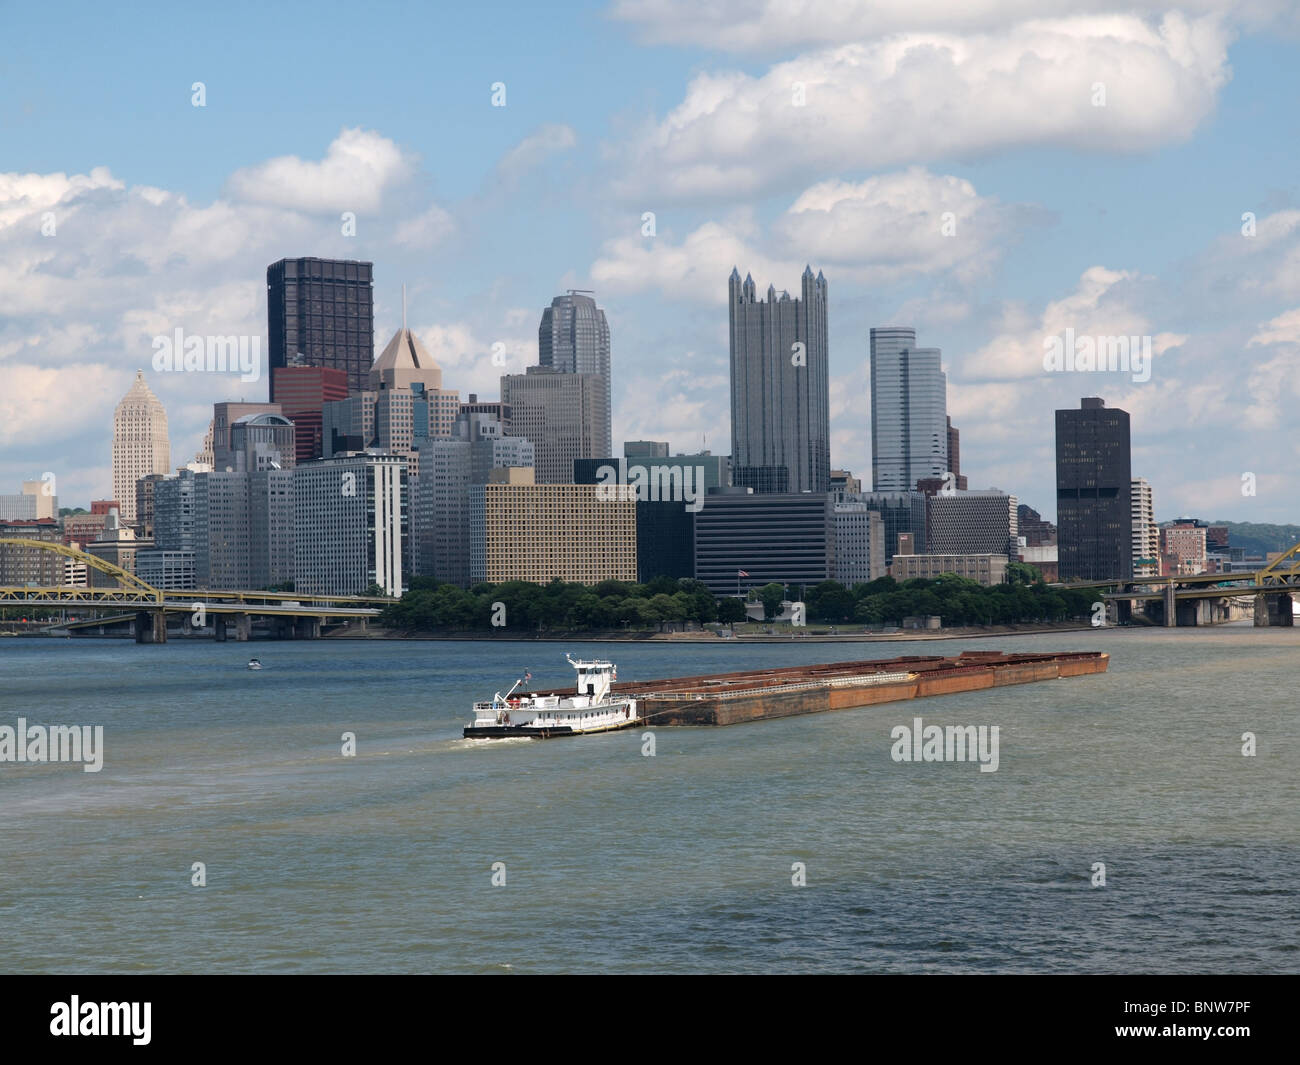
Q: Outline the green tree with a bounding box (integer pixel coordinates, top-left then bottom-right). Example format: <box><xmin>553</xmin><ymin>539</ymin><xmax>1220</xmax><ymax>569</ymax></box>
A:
<box><xmin>717</xmin><ymin>597</ymin><xmax>747</xmax><ymax>629</ymax></box>
<box><xmin>757</xmin><ymin>582</ymin><xmax>785</xmax><ymax>621</ymax></box>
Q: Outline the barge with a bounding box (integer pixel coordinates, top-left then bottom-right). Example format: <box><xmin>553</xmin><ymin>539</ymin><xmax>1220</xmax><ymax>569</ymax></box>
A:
<box><xmin>480</xmin><ymin>650</ymin><xmax>1108</xmax><ymax>734</ymax></box>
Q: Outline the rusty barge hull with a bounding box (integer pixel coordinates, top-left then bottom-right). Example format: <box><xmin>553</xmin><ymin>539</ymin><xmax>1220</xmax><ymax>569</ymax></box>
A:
<box><xmin>521</xmin><ymin>651</ymin><xmax>1108</xmax><ymax>728</ymax></box>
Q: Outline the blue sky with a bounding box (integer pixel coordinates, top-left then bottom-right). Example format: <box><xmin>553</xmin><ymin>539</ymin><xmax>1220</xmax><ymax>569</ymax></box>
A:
<box><xmin>3</xmin><ymin>0</ymin><xmax>1300</xmax><ymax>522</ymax></box>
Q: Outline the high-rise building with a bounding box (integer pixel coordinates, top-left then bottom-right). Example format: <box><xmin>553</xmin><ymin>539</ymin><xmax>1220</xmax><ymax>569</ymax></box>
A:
<box><xmin>869</xmin><ymin>327</ymin><xmax>947</xmax><ymax>491</ymax></box>
<box><xmin>272</xmin><ymin>364</ymin><xmax>349</xmax><ymax>464</ymax></box>
<box><xmin>729</xmin><ymin>266</ymin><xmax>830</xmax><ymax>494</ymax></box>
<box><xmin>926</xmin><ymin>491</ymin><xmax>1018</xmax><ymax>563</ymax></box>
<box><xmin>1056</xmin><ymin>397</ymin><xmax>1132</xmax><ymax>581</ymax></box>
<box><xmin>112</xmin><ymin>370</ymin><xmax>171</xmax><ymax>525</ymax></box>
<box><xmin>833</xmin><ymin>501</ymin><xmax>886</xmax><ymax>585</ymax></box>
<box><xmin>1131</xmin><ymin>478</ymin><xmax>1158</xmax><ymax>578</ymax></box>
<box><xmin>0</xmin><ymin>494</ymin><xmax>36</xmax><ymax>521</ymax></box>
<box><xmin>624</xmin><ymin>440</ymin><xmax>669</xmax><ymax>459</ymax></box>
<box><xmin>267</xmin><ymin>258</ymin><xmax>375</xmax><ymax>397</ymax></box>
<box><xmin>211</xmin><ymin>402</ymin><xmax>281</xmax><ymax>472</ymax></box>
<box><xmin>0</xmin><ymin>519</ymin><xmax>62</xmax><ymax>586</ymax></box>
<box><xmin>469</xmin><ymin>471</ymin><xmax>636</xmax><ymax>585</ymax></box>
<box><xmin>293</xmin><ymin>453</ymin><xmax>406</xmax><ymax>596</ymax></box>
<box><xmin>21</xmin><ymin>480</ymin><xmax>57</xmax><ymax>520</ymax></box>
<box><xmin>1017</xmin><ymin>504</ymin><xmax>1057</xmax><ymax>547</ymax></box>
<box><xmin>134</xmin><ymin>473</ymin><xmax>166</xmax><ymax>539</ymax></box>
<box><xmin>1161</xmin><ymin>521</ymin><xmax>1207</xmax><ymax>577</ymax></box>
<box><xmin>832</xmin><ymin>490</ymin><xmax>927</xmax><ymax>565</ymax></box>
<box><xmin>946</xmin><ymin>418</ymin><xmax>968</xmax><ymax>490</ymax></box>
<box><xmin>574</xmin><ymin>455</ymin><xmax>698</xmax><ymax>581</ymax></box>
<box><xmin>501</xmin><ymin>367</ymin><xmax>606</xmax><ymax>484</ymax></box>
<box><xmin>410</xmin><ymin>412</ymin><xmax>534</xmax><ymax>585</ymax></box>
<box><xmin>539</xmin><ymin>291</ymin><xmax>612</xmax><ymax>458</ymax></box>
<box><xmin>693</xmin><ymin>490</ymin><xmax>833</xmax><ymax>595</ymax></box>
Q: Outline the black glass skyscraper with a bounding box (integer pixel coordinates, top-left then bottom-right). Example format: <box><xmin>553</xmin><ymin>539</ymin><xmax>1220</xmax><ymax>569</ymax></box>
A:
<box><xmin>729</xmin><ymin>266</ymin><xmax>830</xmax><ymax>494</ymax></box>
<box><xmin>1056</xmin><ymin>397</ymin><xmax>1132</xmax><ymax>581</ymax></box>
<box><xmin>267</xmin><ymin>258</ymin><xmax>374</xmax><ymax>399</ymax></box>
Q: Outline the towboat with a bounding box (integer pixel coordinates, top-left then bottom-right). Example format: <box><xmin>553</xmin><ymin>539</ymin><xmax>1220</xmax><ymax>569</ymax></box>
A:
<box><xmin>464</xmin><ymin>655</ymin><xmax>639</xmax><ymax>739</ymax></box>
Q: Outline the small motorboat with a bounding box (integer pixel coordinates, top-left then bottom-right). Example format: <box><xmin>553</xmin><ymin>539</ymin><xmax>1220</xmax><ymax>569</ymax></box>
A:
<box><xmin>247</xmin><ymin>658</ymin><xmax>263</xmax><ymax>671</ymax></box>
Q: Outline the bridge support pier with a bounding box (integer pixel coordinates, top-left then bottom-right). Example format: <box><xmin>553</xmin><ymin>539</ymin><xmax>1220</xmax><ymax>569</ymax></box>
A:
<box><xmin>134</xmin><ymin>610</ymin><xmax>168</xmax><ymax>644</ymax></box>
<box><xmin>294</xmin><ymin>616</ymin><xmax>321</xmax><ymax>639</ymax></box>
<box><xmin>1254</xmin><ymin>592</ymin><xmax>1293</xmax><ymax>627</ymax></box>
<box><xmin>1163</xmin><ymin>585</ymin><xmax>1177</xmax><ymax>627</ymax></box>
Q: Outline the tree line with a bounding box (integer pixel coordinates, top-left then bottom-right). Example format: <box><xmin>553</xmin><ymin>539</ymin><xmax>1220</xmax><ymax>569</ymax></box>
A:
<box><xmin>379</xmin><ymin>569</ymin><xmax>1101</xmax><ymax>632</ymax></box>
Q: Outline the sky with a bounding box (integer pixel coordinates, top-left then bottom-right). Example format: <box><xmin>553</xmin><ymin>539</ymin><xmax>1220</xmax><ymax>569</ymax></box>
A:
<box><xmin>2</xmin><ymin>0</ymin><xmax>1299</xmax><ymax>522</ymax></box>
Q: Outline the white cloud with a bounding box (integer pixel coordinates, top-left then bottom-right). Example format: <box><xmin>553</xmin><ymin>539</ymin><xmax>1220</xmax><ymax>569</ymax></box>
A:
<box><xmin>224</xmin><ymin>127</ymin><xmax>415</xmax><ymax>213</ymax></box>
<box><xmin>497</xmin><ymin>124</ymin><xmax>578</xmax><ymax>179</ymax></box>
<box><xmin>610</xmin><ymin>0</ymin><xmax>1293</xmax><ymax>52</ymax></box>
<box><xmin>613</xmin><ymin>14</ymin><xmax>1231</xmax><ymax>201</ymax></box>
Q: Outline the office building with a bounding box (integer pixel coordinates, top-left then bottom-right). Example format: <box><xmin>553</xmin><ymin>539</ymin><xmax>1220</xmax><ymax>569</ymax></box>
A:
<box><xmin>410</xmin><ymin>412</ymin><xmax>534</xmax><ymax>585</ymax></box>
<box><xmin>469</xmin><ymin>470</ymin><xmax>636</xmax><ymax>585</ymax></box>
<box><xmin>574</xmin><ymin>455</ymin><xmax>698</xmax><ymax>581</ymax></box>
<box><xmin>1056</xmin><ymin>398</ymin><xmax>1132</xmax><ymax>581</ymax></box>
<box><xmin>538</xmin><ymin>291</ymin><xmax>612</xmax><ymax>458</ymax></box>
<box><xmin>891</xmin><ymin>553</ymin><xmax>1008</xmax><ymax>586</ymax></box>
<box><xmin>501</xmin><ymin>367</ymin><xmax>605</xmax><ymax>484</ymax></box>
<box><xmin>293</xmin><ymin>453</ymin><xmax>406</xmax><ymax>596</ymax></box>
<box><xmin>267</xmin><ymin>257</ymin><xmax>375</xmax><ymax>397</ymax></box>
<box><xmin>869</xmin><ymin>327</ymin><xmax>947</xmax><ymax>491</ymax></box>
<box><xmin>833</xmin><ymin>499</ymin><xmax>886</xmax><ymax>585</ymax></box>
<box><xmin>693</xmin><ymin>490</ymin><xmax>833</xmax><ymax>595</ymax></box>
<box><xmin>112</xmin><ymin>370</ymin><xmax>171</xmax><ymax>524</ymax></box>
<box><xmin>1161</xmin><ymin>521</ymin><xmax>1207</xmax><ymax>577</ymax></box>
<box><xmin>729</xmin><ymin>266</ymin><xmax>830</xmax><ymax>494</ymax></box>
<box><xmin>0</xmin><ymin>519</ymin><xmax>62</xmax><ymax>586</ymax></box>
<box><xmin>832</xmin><ymin>490</ymin><xmax>927</xmax><ymax>565</ymax></box>
<box><xmin>272</xmin><ymin>363</ymin><xmax>349</xmax><ymax>464</ymax></box>
<box><xmin>211</xmin><ymin>402</ymin><xmax>281</xmax><ymax>472</ymax></box>
<box><xmin>926</xmin><ymin>490</ymin><xmax>1018</xmax><ymax>562</ymax></box>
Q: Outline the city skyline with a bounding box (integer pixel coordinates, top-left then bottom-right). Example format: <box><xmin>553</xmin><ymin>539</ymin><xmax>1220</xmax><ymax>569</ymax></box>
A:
<box><xmin>4</xmin><ymin>3</ymin><xmax>1300</xmax><ymax>524</ymax></box>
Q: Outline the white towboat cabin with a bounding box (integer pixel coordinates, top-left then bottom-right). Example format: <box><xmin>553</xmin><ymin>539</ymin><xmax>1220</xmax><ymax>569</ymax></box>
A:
<box><xmin>464</xmin><ymin>655</ymin><xmax>639</xmax><ymax>739</ymax></box>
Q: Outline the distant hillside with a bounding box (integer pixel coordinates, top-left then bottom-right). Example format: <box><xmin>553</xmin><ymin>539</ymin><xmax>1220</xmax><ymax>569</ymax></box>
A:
<box><xmin>1211</xmin><ymin>521</ymin><xmax>1300</xmax><ymax>558</ymax></box>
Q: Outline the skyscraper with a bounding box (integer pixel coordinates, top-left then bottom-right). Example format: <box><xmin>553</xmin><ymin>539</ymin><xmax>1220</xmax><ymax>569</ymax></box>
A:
<box><xmin>271</xmin><ymin>364</ymin><xmax>349</xmax><ymax>464</ymax></box>
<box><xmin>729</xmin><ymin>266</ymin><xmax>830</xmax><ymax>494</ymax></box>
<box><xmin>869</xmin><ymin>327</ymin><xmax>947</xmax><ymax>492</ymax></box>
<box><xmin>501</xmin><ymin>367</ymin><xmax>606</xmax><ymax>484</ymax></box>
<box><xmin>112</xmin><ymin>370</ymin><xmax>171</xmax><ymax>525</ymax></box>
<box><xmin>1131</xmin><ymin>478</ymin><xmax>1158</xmax><ymax>578</ymax></box>
<box><xmin>267</xmin><ymin>258</ymin><xmax>375</xmax><ymax>397</ymax></box>
<box><xmin>539</xmin><ymin>291</ymin><xmax>612</xmax><ymax>458</ymax></box>
<box><xmin>1056</xmin><ymin>397</ymin><xmax>1132</xmax><ymax>581</ymax></box>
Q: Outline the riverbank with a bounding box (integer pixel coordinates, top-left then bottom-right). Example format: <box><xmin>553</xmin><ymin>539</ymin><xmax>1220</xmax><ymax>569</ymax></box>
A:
<box><xmin>328</xmin><ymin>620</ymin><xmax>1101</xmax><ymax>642</ymax></box>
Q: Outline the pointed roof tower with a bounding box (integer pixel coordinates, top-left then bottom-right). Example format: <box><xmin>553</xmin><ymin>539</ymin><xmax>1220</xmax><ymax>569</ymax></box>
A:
<box><xmin>369</xmin><ymin>289</ymin><xmax>443</xmax><ymax>391</ymax></box>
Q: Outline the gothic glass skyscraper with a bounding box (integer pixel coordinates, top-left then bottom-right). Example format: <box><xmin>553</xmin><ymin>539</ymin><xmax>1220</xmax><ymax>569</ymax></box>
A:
<box><xmin>728</xmin><ymin>266</ymin><xmax>830</xmax><ymax>494</ymax></box>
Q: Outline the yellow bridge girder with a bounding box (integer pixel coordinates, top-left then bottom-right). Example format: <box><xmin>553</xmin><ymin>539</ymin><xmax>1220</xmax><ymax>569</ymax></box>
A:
<box><xmin>0</xmin><ymin>538</ymin><xmax>160</xmax><ymax>602</ymax></box>
<box><xmin>1254</xmin><ymin>540</ymin><xmax>1300</xmax><ymax>587</ymax></box>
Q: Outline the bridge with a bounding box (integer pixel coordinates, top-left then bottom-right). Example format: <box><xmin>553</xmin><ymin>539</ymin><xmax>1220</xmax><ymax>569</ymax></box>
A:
<box><xmin>0</xmin><ymin>539</ymin><xmax>385</xmax><ymax>642</ymax></box>
<box><xmin>1052</xmin><ymin>541</ymin><xmax>1300</xmax><ymax>627</ymax></box>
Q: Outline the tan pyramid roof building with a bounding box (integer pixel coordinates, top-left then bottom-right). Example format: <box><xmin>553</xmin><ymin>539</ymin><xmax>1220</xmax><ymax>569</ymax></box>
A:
<box><xmin>112</xmin><ymin>370</ymin><xmax>171</xmax><ymax>525</ymax></box>
<box><xmin>368</xmin><ymin>326</ymin><xmax>444</xmax><ymax>392</ymax></box>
